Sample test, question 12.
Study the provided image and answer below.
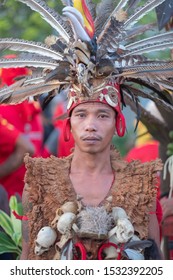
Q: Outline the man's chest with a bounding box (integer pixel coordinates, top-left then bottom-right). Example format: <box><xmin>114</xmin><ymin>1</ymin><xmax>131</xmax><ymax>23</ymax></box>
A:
<box><xmin>70</xmin><ymin>174</ymin><xmax>114</xmax><ymax>206</ymax></box>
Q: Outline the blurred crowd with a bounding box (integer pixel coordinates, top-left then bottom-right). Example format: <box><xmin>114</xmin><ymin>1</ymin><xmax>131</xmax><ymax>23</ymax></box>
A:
<box><xmin>0</xmin><ymin>64</ymin><xmax>75</xmax><ymax>201</ymax></box>
<box><xmin>0</xmin><ymin>63</ymin><xmax>75</xmax><ymax>259</ymax></box>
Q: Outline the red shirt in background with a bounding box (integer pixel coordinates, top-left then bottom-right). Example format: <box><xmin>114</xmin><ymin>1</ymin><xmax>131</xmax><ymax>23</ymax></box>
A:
<box><xmin>53</xmin><ymin>101</ymin><xmax>74</xmax><ymax>157</ymax></box>
<box><xmin>0</xmin><ymin>60</ymin><xmax>45</xmax><ymax>198</ymax></box>
<box><xmin>0</xmin><ymin>116</ymin><xmax>25</xmax><ymax>198</ymax></box>
<box><xmin>0</xmin><ymin>101</ymin><xmax>44</xmax><ymax>157</ymax></box>
<box><xmin>125</xmin><ymin>141</ymin><xmax>159</xmax><ymax>163</ymax></box>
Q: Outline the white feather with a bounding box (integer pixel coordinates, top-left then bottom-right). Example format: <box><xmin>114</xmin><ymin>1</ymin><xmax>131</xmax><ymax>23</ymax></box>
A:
<box><xmin>124</xmin><ymin>0</ymin><xmax>166</xmax><ymax>28</ymax></box>
<box><xmin>0</xmin><ymin>38</ymin><xmax>63</xmax><ymax>60</ymax></box>
<box><xmin>63</xmin><ymin>6</ymin><xmax>84</xmax><ymax>26</ymax></box>
<box><xmin>125</xmin><ymin>31</ymin><xmax>173</xmax><ymax>50</ymax></box>
<box><xmin>62</xmin><ymin>10</ymin><xmax>91</xmax><ymax>42</ymax></box>
<box><xmin>0</xmin><ymin>58</ymin><xmax>57</xmax><ymax>70</ymax></box>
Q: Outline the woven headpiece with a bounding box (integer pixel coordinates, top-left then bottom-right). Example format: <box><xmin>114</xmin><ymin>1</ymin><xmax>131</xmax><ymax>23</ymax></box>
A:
<box><xmin>67</xmin><ymin>81</ymin><xmax>126</xmax><ymax>136</ymax></box>
<box><xmin>0</xmin><ymin>0</ymin><xmax>173</xmax><ymax>138</ymax></box>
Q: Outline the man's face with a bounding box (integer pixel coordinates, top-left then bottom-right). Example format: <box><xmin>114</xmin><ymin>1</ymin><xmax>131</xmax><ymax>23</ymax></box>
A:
<box><xmin>70</xmin><ymin>102</ymin><xmax>116</xmax><ymax>154</ymax></box>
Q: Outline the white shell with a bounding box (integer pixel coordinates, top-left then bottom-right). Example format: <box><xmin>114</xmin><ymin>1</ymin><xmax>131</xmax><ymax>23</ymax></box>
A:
<box><xmin>34</xmin><ymin>226</ymin><xmax>57</xmax><ymax>256</ymax></box>
<box><xmin>104</xmin><ymin>93</ymin><xmax>118</xmax><ymax>107</ymax></box>
<box><xmin>61</xmin><ymin>201</ymin><xmax>78</xmax><ymax>214</ymax></box>
<box><xmin>112</xmin><ymin>207</ymin><xmax>128</xmax><ymax>222</ymax></box>
<box><xmin>112</xmin><ymin>218</ymin><xmax>134</xmax><ymax>243</ymax></box>
<box><xmin>57</xmin><ymin>212</ymin><xmax>76</xmax><ymax>234</ymax></box>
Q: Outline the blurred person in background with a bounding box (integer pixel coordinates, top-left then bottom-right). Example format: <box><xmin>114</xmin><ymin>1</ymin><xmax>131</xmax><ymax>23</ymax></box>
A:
<box><xmin>0</xmin><ymin>116</ymin><xmax>34</xmax><ymax>260</ymax></box>
<box><xmin>0</xmin><ymin>55</ymin><xmax>45</xmax><ymax>157</ymax></box>
<box><xmin>125</xmin><ymin>101</ymin><xmax>163</xmax><ymax>164</ymax></box>
<box><xmin>0</xmin><ymin>55</ymin><xmax>46</xmax><ymax>199</ymax></box>
<box><xmin>0</xmin><ymin>114</ymin><xmax>35</xmax><ymax>199</ymax></box>
<box><xmin>43</xmin><ymin>95</ymin><xmax>75</xmax><ymax>158</ymax></box>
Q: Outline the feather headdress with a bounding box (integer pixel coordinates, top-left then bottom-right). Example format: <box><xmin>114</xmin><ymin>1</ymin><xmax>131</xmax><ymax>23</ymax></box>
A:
<box><xmin>0</xmin><ymin>0</ymin><xmax>173</xmax><ymax>136</ymax></box>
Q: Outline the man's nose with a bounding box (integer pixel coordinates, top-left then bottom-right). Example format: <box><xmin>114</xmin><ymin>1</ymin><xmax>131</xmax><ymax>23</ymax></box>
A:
<box><xmin>85</xmin><ymin>116</ymin><xmax>97</xmax><ymax>131</ymax></box>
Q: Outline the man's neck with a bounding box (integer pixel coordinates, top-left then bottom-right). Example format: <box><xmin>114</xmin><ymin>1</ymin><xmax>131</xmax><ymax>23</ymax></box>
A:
<box><xmin>70</xmin><ymin>149</ymin><xmax>112</xmax><ymax>175</ymax></box>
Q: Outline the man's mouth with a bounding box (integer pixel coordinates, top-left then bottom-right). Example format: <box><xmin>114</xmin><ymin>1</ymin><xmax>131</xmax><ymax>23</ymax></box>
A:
<box><xmin>82</xmin><ymin>136</ymin><xmax>101</xmax><ymax>142</ymax></box>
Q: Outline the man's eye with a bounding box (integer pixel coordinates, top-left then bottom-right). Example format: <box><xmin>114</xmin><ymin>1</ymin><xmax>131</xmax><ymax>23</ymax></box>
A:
<box><xmin>76</xmin><ymin>113</ymin><xmax>85</xmax><ymax>118</ymax></box>
<box><xmin>99</xmin><ymin>114</ymin><xmax>108</xmax><ymax>118</ymax></box>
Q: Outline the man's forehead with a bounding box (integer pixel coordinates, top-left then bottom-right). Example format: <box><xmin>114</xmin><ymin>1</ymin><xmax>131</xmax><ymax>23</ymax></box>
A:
<box><xmin>72</xmin><ymin>102</ymin><xmax>114</xmax><ymax>112</ymax></box>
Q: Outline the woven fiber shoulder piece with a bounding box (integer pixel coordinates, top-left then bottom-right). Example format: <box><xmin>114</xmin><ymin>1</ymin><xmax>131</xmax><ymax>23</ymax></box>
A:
<box><xmin>110</xmin><ymin>148</ymin><xmax>163</xmax><ymax>172</ymax></box>
<box><xmin>24</xmin><ymin>153</ymin><xmax>75</xmax><ymax>260</ymax></box>
<box><xmin>110</xmin><ymin>152</ymin><xmax>163</xmax><ymax>240</ymax></box>
<box><xmin>24</xmin><ymin>153</ymin><xmax>74</xmax><ymax>204</ymax></box>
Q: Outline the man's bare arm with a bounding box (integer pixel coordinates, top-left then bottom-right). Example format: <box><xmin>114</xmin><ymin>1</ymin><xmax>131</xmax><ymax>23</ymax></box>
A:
<box><xmin>0</xmin><ymin>135</ymin><xmax>34</xmax><ymax>178</ymax></box>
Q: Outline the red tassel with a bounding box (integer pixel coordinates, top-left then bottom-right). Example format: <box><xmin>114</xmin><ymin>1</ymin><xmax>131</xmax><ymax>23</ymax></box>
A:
<box><xmin>74</xmin><ymin>242</ymin><xmax>87</xmax><ymax>260</ymax></box>
<box><xmin>12</xmin><ymin>210</ymin><xmax>28</xmax><ymax>221</ymax></box>
<box><xmin>63</xmin><ymin>118</ymin><xmax>71</xmax><ymax>142</ymax></box>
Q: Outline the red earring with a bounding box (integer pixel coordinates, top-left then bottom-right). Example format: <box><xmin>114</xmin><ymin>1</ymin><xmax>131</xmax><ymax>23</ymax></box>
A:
<box><xmin>63</xmin><ymin>118</ymin><xmax>71</xmax><ymax>142</ymax></box>
<box><xmin>116</xmin><ymin>113</ymin><xmax>126</xmax><ymax>137</ymax></box>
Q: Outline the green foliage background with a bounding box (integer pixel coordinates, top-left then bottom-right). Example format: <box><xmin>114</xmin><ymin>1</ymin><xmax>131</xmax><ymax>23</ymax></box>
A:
<box><xmin>0</xmin><ymin>0</ymin><xmax>168</xmax><ymax>54</ymax></box>
<box><xmin>0</xmin><ymin>0</ymin><xmax>158</xmax><ymax>40</ymax></box>
<box><xmin>0</xmin><ymin>196</ymin><xmax>23</xmax><ymax>259</ymax></box>
<box><xmin>1</xmin><ymin>0</ymin><xmax>169</xmax><ymax>60</ymax></box>
<box><xmin>0</xmin><ymin>0</ymin><xmax>100</xmax><ymax>40</ymax></box>
<box><xmin>0</xmin><ymin>0</ymin><xmax>63</xmax><ymax>41</ymax></box>
<box><xmin>0</xmin><ymin>0</ymin><xmax>169</xmax><ymax>58</ymax></box>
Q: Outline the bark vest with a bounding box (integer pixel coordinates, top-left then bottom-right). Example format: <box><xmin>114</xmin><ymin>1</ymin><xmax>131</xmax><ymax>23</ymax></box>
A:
<box><xmin>24</xmin><ymin>150</ymin><xmax>162</xmax><ymax>259</ymax></box>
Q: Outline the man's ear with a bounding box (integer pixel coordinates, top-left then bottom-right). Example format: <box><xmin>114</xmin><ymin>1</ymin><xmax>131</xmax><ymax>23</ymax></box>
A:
<box><xmin>63</xmin><ymin>118</ymin><xmax>71</xmax><ymax>142</ymax></box>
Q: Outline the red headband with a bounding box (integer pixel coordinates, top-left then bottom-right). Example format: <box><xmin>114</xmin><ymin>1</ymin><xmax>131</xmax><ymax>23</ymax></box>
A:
<box><xmin>64</xmin><ymin>82</ymin><xmax>126</xmax><ymax>140</ymax></box>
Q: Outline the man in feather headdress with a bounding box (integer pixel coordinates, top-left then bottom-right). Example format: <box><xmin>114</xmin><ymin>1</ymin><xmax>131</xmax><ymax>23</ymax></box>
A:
<box><xmin>1</xmin><ymin>0</ymin><xmax>172</xmax><ymax>259</ymax></box>
<box><xmin>20</xmin><ymin>80</ymin><xmax>163</xmax><ymax>260</ymax></box>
